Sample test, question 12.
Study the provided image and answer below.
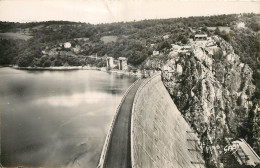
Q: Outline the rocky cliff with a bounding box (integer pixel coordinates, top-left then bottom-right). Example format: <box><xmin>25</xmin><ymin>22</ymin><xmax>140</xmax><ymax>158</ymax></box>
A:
<box><xmin>161</xmin><ymin>36</ymin><xmax>258</xmax><ymax>167</ymax></box>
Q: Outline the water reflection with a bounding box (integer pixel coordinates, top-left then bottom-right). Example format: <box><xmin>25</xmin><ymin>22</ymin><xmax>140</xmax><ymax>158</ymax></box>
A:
<box><xmin>34</xmin><ymin>91</ymin><xmax>112</xmax><ymax>107</ymax></box>
<box><xmin>0</xmin><ymin>68</ymin><xmax>136</xmax><ymax>167</ymax></box>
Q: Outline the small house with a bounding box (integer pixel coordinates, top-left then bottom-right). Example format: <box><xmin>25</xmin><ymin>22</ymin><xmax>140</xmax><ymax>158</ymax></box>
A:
<box><xmin>163</xmin><ymin>35</ymin><xmax>169</xmax><ymax>39</ymax></box>
<box><xmin>194</xmin><ymin>34</ymin><xmax>208</xmax><ymax>41</ymax></box>
<box><xmin>64</xmin><ymin>42</ymin><xmax>71</xmax><ymax>48</ymax></box>
<box><xmin>153</xmin><ymin>51</ymin><xmax>159</xmax><ymax>56</ymax></box>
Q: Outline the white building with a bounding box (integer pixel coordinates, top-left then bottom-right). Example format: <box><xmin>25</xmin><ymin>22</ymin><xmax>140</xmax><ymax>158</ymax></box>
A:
<box><xmin>64</xmin><ymin>42</ymin><xmax>71</xmax><ymax>48</ymax></box>
<box><xmin>171</xmin><ymin>44</ymin><xmax>182</xmax><ymax>51</ymax></box>
<box><xmin>118</xmin><ymin>57</ymin><xmax>128</xmax><ymax>71</ymax></box>
<box><xmin>237</xmin><ymin>22</ymin><xmax>246</xmax><ymax>29</ymax></box>
<box><xmin>163</xmin><ymin>35</ymin><xmax>169</xmax><ymax>39</ymax></box>
<box><xmin>194</xmin><ymin>34</ymin><xmax>208</xmax><ymax>41</ymax></box>
<box><xmin>106</xmin><ymin>57</ymin><xmax>115</xmax><ymax>69</ymax></box>
<box><xmin>153</xmin><ymin>51</ymin><xmax>159</xmax><ymax>56</ymax></box>
<box><xmin>73</xmin><ymin>45</ymin><xmax>81</xmax><ymax>53</ymax></box>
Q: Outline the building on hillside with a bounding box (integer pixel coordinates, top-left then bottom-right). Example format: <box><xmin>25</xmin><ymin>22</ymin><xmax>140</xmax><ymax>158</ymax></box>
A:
<box><xmin>237</xmin><ymin>22</ymin><xmax>246</xmax><ymax>29</ymax></box>
<box><xmin>153</xmin><ymin>51</ymin><xmax>160</xmax><ymax>56</ymax></box>
<box><xmin>163</xmin><ymin>35</ymin><xmax>169</xmax><ymax>39</ymax></box>
<box><xmin>171</xmin><ymin>44</ymin><xmax>181</xmax><ymax>51</ymax></box>
<box><xmin>170</xmin><ymin>44</ymin><xmax>191</xmax><ymax>54</ymax></box>
<box><xmin>194</xmin><ymin>34</ymin><xmax>208</xmax><ymax>41</ymax></box>
<box><xmin>181</xmin><ymin>45</ymin><xmax>192</xmax><ymax>52</ymax></box>
<box><xmin>64</xmin><ymin>42</ymin><xmax>71</xmax><ymax>48</ymax></box>
<box><xmin>118</xmin><ymin>57</ymin><xmax>127</xmax><ymax>71</ymax></box>
<box><xmin>73</xmin><ymin>45</ymin><xmax>81</xmax><ymax>53</ymax></box>
<box><xmin>74</xmin><ymin>37</ymin><xmax>89</xmax><ymax>41</ymax></box>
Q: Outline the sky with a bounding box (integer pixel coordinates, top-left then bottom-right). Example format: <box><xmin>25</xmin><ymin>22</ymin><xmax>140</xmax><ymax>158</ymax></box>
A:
<box><xmin>0</xmin><ymin>0</ymin><xmax>259</xmax><ymax>24</ymax></box>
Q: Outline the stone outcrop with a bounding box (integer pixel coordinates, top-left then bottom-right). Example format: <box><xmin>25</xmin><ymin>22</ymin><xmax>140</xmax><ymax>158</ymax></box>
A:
<box><xmin>161</xmin><ymin>36</ymin><xmax>257</xmax><ymax>167</ymax></box>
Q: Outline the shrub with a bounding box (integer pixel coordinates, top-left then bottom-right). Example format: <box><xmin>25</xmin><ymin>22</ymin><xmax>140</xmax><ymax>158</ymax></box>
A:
<box><xmin>54</xmin><ymin>59</ymin><xmax>63</xmax><ymax>66</ymax></box>
<box><xmin>43</xmin><ymin>60</ymin><xmax>52</xmax><ymax>67</ymax></box>
<box><xmin>17</xmin><ymin>56</ymin><xmax>31</xmax><ymax>67</ymax></box>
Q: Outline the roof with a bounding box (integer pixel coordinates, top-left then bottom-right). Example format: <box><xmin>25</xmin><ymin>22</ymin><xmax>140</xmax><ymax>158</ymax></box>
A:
<box><xmin>195</xmin><ymin>34</ymin><xmax>207</xmax><ymax>37</ymax></box>
<box><xmin>183</xmin><ymin>46</ymin><xmax>192</xmax><ymax>49</ymax></box>
<box><xmin>118</xmin><ymin>57</ymin><xmax>127</xmax><ymax>60</ymax></box>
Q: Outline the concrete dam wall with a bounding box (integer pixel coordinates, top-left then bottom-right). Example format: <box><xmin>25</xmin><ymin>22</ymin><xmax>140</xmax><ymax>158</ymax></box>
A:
<box><xmin>131</xmin><ymin>74</ymin><xmax>205</xmax><ymax>168</ymax></box>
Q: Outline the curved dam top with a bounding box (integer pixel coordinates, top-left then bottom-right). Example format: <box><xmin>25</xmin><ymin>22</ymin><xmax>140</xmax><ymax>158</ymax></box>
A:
<box><xmin>98</xmin><ymin>79</ymin><xmax>143</xmax><ymax>168</ymax></box>
<box><xmin>98</xmin><ymin>74</ymin><xmax>205</xmax><ymax>168</ymax></box>
<box><xmin>104</xmin><ymin>79</ymin><xmax>143</xmax><ymax>168</ymax></box>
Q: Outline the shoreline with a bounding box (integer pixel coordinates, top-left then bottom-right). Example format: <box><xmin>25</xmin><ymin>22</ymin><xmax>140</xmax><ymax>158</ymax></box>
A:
<box><xmin>10</xmin><ymin>66</ymin><xmax>143</xmax><ymax>77</ymax></box>
<box><xmin>12</xmin><ymin>65</ymin><xmax>100</xmax><ymax>71</ymax></box>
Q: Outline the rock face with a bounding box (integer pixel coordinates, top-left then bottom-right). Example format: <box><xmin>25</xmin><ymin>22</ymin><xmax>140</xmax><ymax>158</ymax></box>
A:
<box><xmin>161</xmin><ymin>36</ymin><xmax>257</xmax><ymax>167</ymax></box>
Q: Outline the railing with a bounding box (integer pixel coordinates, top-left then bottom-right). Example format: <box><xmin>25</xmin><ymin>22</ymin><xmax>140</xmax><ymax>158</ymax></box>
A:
<box><xmin>97</xmin><ymin>78</ymin><xmax>140</xmax><ymax>168</ymax></box>
<box><xmin>130</xmin><ymin>73</ymin><xmax>161</xmax><ymax>168</ymax></box>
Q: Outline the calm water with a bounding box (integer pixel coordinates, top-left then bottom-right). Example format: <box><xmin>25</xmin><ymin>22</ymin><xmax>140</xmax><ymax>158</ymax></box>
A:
<box><xmin>0</xmin><ymin>67</ymin><xmax>136</xmax><ymax>167</ymax></box>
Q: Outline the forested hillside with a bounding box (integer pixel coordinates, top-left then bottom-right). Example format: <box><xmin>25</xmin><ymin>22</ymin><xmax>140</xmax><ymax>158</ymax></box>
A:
<box><xmin>0</xmin><ymin>13</ymin><xmax>258</xmax><ymax>67</ymax></box>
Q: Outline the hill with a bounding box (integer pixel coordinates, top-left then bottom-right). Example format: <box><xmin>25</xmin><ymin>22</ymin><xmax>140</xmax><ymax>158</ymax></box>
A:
<box><xmin>0</xmin><ymin>13</ymin><xmax>258</xmax><ymax>68</ymax></box>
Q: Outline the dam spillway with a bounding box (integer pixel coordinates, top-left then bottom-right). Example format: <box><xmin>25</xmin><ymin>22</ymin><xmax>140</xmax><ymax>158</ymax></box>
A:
<box><xmin>98</xmin><ymin>74</ymin><xmax>205</xmax><ymax>168</ymax></box>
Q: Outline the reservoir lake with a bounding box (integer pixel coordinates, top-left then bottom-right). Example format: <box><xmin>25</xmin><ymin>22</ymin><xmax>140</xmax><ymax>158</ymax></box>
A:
<box><xmin>0</xmin><ymin>67</ymin><xmax>136</xmax><ymax>167</ymax></box>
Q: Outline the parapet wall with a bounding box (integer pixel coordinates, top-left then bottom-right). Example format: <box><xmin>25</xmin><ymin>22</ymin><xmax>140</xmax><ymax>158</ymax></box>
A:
<box><xmin>131</xmin><ymin>74</ymin><xmax>205</xmax><ymax>168</ymax></box>
<box><xmin>97</xmin><ymin>79</ymin><xmax>140</xmax><ymax>168</ymax></box>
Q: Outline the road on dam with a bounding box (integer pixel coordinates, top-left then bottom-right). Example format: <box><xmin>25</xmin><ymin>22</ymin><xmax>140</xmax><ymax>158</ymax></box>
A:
<box><xmin>104</xmin><ymin>79</ymin><xmax>143</xmax><ymax>168</ymax></box>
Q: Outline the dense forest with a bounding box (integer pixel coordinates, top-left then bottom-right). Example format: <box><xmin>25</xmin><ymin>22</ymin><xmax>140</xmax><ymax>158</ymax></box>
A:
<box><xmin>0</xmin><ymin>15</ymin><xmax>258</xmax><ymax>65</ymax></box>
<box><xmin>0</xmin><ymin>14</ymin><xmax>258</xmax><ymax>66</ymax></box>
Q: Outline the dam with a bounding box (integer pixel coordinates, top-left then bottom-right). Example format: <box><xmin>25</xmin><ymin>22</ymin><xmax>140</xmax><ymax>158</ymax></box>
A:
<box><xmin>98</xmin><ymin>74</ymin><xmax>205</xmax><ymax>168</ymax></box>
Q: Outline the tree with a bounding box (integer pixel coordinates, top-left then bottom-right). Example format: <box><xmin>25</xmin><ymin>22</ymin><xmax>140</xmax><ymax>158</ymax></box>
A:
<box><xmin>43</xmin><ymin>60</ymin><xmax>52</xmax><ymax>67</ymax></box>
<box><xmin>54</xmin><ymin>59</ymin><xmax>63</xmax><ymax>66</ymax></box>
<box><xmin>181</xmin><ymin>36</ymin><xmax>188</xmax><ymax>44</ymax></box>
<box><xmin>213</xmin><ymin>48</ymin><xmax>223</xmax><ymax>60</ymax></box>
<box><xmin>17</xmin><ymin>56</ymin><xmax>31</xmax><ymax>67</ymax></box>
<box><xmin>214</xmin><ymin>27</ymin><xmax>221</xmax><ymax>35</ymax></box>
